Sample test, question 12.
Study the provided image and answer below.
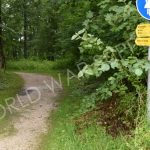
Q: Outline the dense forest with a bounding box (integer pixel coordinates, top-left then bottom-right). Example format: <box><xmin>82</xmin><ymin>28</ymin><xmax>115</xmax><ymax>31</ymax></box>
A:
<box><xmin>0</xmin><ymin>0</ymin><xmax>150</xmax><ymax>150</ymax></box>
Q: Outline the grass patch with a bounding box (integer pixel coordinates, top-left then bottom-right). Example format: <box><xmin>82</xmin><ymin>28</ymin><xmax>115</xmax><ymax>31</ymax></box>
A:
<box><xmin>36</xmin><ymin>69</ymin><xmax>130</xmax><ymax>150</ymax></box>
<box><xmin>0</xmin><ymin>71</ymin><xmax>23</xmax><ymax>136</ymax></box>
<box><xmin>7</xmin><ymin>59</ymin><xmax>73</xmax><ymax>72</ymax></box>
<box><xmin>0</xmin><ymin>72</ymin><xmax>24</xmax><ymax>105</ymax></box>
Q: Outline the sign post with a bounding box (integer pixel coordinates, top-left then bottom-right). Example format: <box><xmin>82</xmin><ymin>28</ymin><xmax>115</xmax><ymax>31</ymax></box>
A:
<box><xmin>136</xmin><ymin>0</ymin><xmax>150</xmax><ymax>121</ymax></box>
<box><xmin>148</xmin><ymin>47</ymin><xmax>150</xmax><ymax>119</ymax></box>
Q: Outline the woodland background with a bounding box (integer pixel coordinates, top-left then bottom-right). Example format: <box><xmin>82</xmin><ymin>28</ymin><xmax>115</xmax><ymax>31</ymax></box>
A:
<box><xmin>0</xmin><ymin>0</ymin><xmax>150</xmax><ymax>149</ymax></box>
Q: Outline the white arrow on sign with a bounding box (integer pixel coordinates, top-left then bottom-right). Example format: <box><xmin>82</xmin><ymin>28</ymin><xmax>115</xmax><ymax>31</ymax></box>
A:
<box><xmin>145</xmin><ymin>0</ymin><xmax>150</xmax><ymax>16</ymax></box>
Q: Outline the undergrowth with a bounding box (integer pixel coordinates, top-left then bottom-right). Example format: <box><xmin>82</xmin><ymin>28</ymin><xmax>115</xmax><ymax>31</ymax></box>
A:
<box><xmin>7</xmin><ymin>59</ymin><xmax>73</xmax><ymax>72</ymax></box>
<box><xmin>0</xmin><ymin>71</ymin><xmax>23</xmax><ymax>137</ymax></box>
<box><xmin>7</xmin><ymin>60</ymin><xmax>150</xmax><ymax>150</ymax></box>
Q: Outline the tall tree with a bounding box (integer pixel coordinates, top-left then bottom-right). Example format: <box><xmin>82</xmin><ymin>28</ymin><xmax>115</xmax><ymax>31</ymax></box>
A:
<box><xmin>23</xmin><ymin>0</ymin><xmax>27</xmax><ymax>58</ymax></box>
<box><xmin>0</xmin><ymin>0</ymin><xmax>5</xmax><ymax>69</ymax></box>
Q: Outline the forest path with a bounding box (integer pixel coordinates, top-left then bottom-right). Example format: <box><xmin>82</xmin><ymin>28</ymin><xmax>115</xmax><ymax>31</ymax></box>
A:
<box><xmin>0</xmin><ymin>72</ymin><xmax>62</xmax><ymax>150</ymax></box>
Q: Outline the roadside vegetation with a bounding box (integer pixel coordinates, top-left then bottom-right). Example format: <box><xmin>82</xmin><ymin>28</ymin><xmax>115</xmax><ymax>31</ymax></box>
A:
<box><xmin>0</xmin><ymin>72</ymin><xmax>23</xmax><ymax>137</ymax></box>
<box><xmin>0</xmin><ymin>0</ymin><xmax>150</xmax><ymax>149</ymax></box>
<box><xmin>7</xmin><ymin>60</ymin><xmax>150</xmax><ymax>150</ymax></box>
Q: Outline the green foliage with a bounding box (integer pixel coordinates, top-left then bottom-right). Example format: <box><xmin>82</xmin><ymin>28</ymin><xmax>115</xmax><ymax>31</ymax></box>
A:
<box><xmin>71</xmin><ymin>0</ymin><xmax>148</xmax><ymax>117</ymax></box>
<box><xmin>38</xmin><ymin>69</ymin><xmax>127</xmax><ymax>150</ymax></box>
<box><xmin>127</xmin><ymin>121</ymin><xmax>150</xmax><ymax>149</ymax></box>
<box><xmin>0</xmin><ymin>72</ymin><xmax>23</xmax><ymax>105</ymax></box>
<box><xmin>37</xmin><ymin>68</ymin><xmax>150</xmax><ymax>150</ymax></box>
<box><xmin>7</xmin><ymin>59</ymin><xmax>73</xmax><ymax>72</ymax></box>
<box><xmin>3</xmin><ymin>0</ymin><xmax>150</xmax><ymax>149</ymax></box>
<box><xmin>7</xmin><ymin>60</ymin><xmax>52</xmax><ymax>72</ymax></box>
<box><xmin>0</xmin><ymin>72</ymin><xmax>23</xmax><ymax>136</ymax></box>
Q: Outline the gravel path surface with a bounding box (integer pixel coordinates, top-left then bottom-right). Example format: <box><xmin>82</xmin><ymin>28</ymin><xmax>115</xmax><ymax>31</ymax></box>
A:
<box><xmin>0</xmin><ymin>73</ymin><xmax>62</xmax><ymax>150</ymax></box>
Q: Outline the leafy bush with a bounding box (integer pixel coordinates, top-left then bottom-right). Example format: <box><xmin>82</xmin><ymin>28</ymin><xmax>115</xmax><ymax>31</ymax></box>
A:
<box><xmin>71</xmin><ymin>0</ymin><xmax>148</xmax><ymax>114</ymax></box>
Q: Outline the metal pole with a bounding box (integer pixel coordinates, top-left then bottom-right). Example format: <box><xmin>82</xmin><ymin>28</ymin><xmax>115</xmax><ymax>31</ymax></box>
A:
<box><xmin>148</xmin><ymin>47</ymin><xmax>150</xmax><ymax>121</ymax></box>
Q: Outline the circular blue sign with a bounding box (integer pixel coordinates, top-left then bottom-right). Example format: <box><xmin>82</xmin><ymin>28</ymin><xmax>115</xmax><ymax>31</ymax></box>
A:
<box><xmin>136</xmin><ymin>0</ymin><xmax>150</xmax><ymax>20</ymax></box>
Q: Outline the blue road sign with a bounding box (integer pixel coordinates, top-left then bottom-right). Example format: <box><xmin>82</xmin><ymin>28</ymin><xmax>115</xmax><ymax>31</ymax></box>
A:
<box><xmin>137</xmin><ymin>0</ymin><xmax>150</xmax><ymax>20</ymax></box>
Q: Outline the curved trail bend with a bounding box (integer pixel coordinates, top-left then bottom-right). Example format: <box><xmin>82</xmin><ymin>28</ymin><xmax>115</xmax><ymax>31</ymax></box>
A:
<box><xmin>0</xmin><ymin>73</ymin><xmax>62</xmax><ymax>150</ymax></box>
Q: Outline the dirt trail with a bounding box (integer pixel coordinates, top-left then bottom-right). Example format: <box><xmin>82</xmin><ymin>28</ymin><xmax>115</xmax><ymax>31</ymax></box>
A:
<box><xmin>0</xmin><ymin>73</ymin><xmax>62</xmax><ymax>150</ymax></box>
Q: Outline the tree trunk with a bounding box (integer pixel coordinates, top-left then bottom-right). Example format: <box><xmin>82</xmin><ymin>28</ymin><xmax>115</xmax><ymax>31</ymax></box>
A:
<box><xmin>23</xmin><ymin>0</ymin><xmax>28</xmax><ymax>59</ymax></box>
<box><xmin>0</xmin><ymin>0</ymin><xmax>5</xmax><ymax>70</ymax></box>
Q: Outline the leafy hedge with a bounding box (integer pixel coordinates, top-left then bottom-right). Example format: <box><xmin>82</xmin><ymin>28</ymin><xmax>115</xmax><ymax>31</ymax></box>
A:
<box><xmin>72</xmin><ymin>0</ymin><xmax>148</xmax><ymax>126</ymax></box>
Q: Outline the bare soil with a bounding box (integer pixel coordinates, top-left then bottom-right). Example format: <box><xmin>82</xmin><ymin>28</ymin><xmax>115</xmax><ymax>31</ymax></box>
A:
<box><xmin>75</xmin><ymin>95</ymin><xmax>135</xmax><ymax>137</ymax></box>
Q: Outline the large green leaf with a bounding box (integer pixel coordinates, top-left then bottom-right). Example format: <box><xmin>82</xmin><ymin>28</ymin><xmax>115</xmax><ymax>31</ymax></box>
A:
<box><xmin>134</xmin><ymin>68</ymin><xmax>143</xmax><ymax>76</ymax></box>
<box><xmin>101</xmin><ymin>63</ymin><xmax>110</xmax><ymax>72</ymax></box>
